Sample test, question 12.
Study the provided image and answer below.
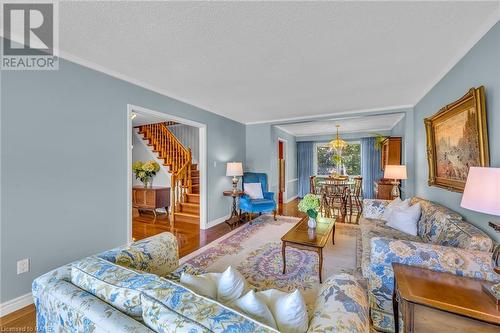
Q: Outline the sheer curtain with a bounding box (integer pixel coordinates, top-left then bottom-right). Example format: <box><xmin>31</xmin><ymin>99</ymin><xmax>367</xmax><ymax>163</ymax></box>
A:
<box><xmin>361</xmin><ymin>137</ymin><xmax>384</xmax><ymax>199</ymax></box>
<box><xmin>297</xmin><ymin>142</ymin><xmax>314</xmax><ymax>198</ymax></box>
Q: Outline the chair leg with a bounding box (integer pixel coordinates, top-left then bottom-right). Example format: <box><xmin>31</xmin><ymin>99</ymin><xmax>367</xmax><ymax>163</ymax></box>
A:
<box><xmin>273</xmin><ymin>210</ymin><xmax>277</xmax><ymax>221</ymax></box>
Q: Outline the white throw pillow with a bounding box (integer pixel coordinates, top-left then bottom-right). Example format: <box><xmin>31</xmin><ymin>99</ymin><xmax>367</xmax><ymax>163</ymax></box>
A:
<box><xmin>180</xmin><ymin>272</ymin><xmax>219</xmax><ymax>299</ymax></box>
<box><xmin>218</xmin><ymin>266</ymin><xmax>248</xmax><ymax>303</ymax></box>
<box><xmin>244</xmin><ymin>183</ymin><xmax>264</xmax><ymax>199</ymax></box>
<box><xmin>387</xmin><ymin>203</ymin><xmax>422</xmax><ymax>236</ymax></box>
<box><xmin>257</xmin><ymin>289</ymin><xmax>308</xmax><ymax>333</ymax></box>
<box><xmin>230</xmin><ymin>290</ymin><xmax>277</xmax><ymax>329</ymax></box>
<box><xmin>383</xmin><ymin>197</ymin><xmax>410</xmax><ymax>221</ymax></box>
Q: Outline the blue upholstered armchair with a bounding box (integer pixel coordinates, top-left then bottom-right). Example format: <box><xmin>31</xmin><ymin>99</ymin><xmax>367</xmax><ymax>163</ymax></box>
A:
<box><xmin>240</xmin><ymin>172</ymin><xmax>277</xmax><ymax>221</ymax></box>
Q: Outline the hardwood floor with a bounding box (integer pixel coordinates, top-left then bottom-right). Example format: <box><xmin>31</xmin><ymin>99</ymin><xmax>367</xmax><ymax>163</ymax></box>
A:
<box><xmin>0</xmin><ymin>200</ymin><xmax>303</xmax><ymax>330</ymax></box>
<box><xmin>132</xmin><ymin>208</ymin><xmax>235</xmax><ymax>258</ymax></box>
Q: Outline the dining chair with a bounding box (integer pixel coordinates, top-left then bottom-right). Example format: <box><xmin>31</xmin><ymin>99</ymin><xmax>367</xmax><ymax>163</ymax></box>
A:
<box><xmin>351</xmin><ymin>176</ymin><xmax>363</xmax><ymax>215</ymax></box>
<box><xmin>320</xmin><ymin>183</ymin><xmax>349</xmax><ymax>218</ymax></box>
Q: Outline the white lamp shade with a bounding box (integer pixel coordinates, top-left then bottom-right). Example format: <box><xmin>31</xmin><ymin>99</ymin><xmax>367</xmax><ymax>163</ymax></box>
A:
<box><xmin>384</xmin><ymin>165</ymin><xmax>407</xmax><ymax>180</ymax></box>
<box><xmin>461</xmin><ymin>167</ymin><xmax>500</xmax><ymax>216</ymax></box>
<box><xmin>226</xmin><ymin>162</ymin><xmax>243</xmax><ymax>177</ymax></box>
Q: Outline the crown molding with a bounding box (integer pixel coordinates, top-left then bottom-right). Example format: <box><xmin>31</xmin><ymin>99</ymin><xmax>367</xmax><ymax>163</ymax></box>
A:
<box><xmin>245</xmin><ymin>105</ymin><xmax>413</xmax><ymax>125</ymax></box>
<box><xmin>273</xmin><ymin>111</ymin><xmax>405</xmax><ymax>137</ymax></box>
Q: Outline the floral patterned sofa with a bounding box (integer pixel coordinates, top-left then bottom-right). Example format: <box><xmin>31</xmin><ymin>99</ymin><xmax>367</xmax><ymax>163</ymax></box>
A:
<box><xmin>361</xmin><ymin>197</ymin><xmax>498</xmax><ymax>332</ymax></box>
<box><xmin>33</xmin><ymin>232</ymin><xmax>370</xmax><ymax>333</ymax></box>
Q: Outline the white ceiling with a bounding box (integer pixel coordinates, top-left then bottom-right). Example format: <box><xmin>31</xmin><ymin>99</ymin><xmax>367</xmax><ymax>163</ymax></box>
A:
<box><xmin>276</xmin><ymin>113</ymin><xmax>405</xmax><ymax>137</ymax></box>
<box><xmin>131</xmin><ymin>110</ymin><xmax>168</xmax><ymax>127</ymax></box>
<box><xmin>55</xmin><ymin>1</ymin><xmax>499</xmax><ymax>124</ymax></box>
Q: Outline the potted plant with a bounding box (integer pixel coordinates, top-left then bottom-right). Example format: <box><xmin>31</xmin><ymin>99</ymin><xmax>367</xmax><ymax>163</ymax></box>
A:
<box><xmin>298</xmin><ymin>194</ymin><xmax>321</xmax><ymax>229</ymax></box>
<box><xmin>374</xmin><ymin>133</ymin><xmax>388</xmax><ymax>151</ymax></box>
<box><xmin>132</xmin><ymin>160</ymin><xmax>160</xmax><ymax>188</ymax></box>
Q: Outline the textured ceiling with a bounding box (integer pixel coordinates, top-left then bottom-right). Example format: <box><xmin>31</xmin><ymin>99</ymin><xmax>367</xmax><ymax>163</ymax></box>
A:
<box><xmin>57</xmin><ymin>1</ymin><xmax>499</xmax><ymax>123</ymax></box>
<box><xmin>276</xmin><ymin>113</ymin><xmax>405</xmax><ymax>137</ymax></box>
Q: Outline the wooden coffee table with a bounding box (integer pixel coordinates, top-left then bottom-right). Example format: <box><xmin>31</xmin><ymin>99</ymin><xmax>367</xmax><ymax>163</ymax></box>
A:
<box><xmin>281</xmin><ymin>215</ymin><xmax>336</xmax><ymax>283</ymax></box>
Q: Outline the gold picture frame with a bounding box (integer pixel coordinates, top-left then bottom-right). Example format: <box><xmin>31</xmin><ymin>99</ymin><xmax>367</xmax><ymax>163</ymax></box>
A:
<box><xmin>424</xmin><ymin>86</ymin><xmax>489</xmax><ymax>192</ymax></box>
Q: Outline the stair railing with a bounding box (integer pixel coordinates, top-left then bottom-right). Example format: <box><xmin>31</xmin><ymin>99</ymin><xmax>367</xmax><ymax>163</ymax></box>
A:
<box><xmin>137</xmin><ymin>123</ymin><xmax>192</xmax><ymax>224</ymax></box>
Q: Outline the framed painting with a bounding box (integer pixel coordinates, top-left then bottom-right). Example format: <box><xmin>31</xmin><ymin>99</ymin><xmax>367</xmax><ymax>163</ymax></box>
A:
<box><xmin>424</xmin><ymin>86</ymin><xmax>489</xmax><ymax>192</ymax></box>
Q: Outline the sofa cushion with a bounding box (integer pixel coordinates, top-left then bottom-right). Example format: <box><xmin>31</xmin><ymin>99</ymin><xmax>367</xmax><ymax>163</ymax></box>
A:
<box><xmin>430</xmin><ymin>217</ymin><xmax>493</xmax><ymax>252</ymax></box>
<box><xmin>359</xmin><ymin>217</ymin><xmax>421</xmax><ymax>278</ymax></box>
<box><xmin>257</xmin><ymin>289</ymin><xmax>308</xmax><ymax>333</ymax></box>
<box><xmin>231</xmin><ymin>290</ymin><xmax>278</xmax><ymax>330</ymax></box>
<box><xmin>362</xmin><ymin>199</ymin><xmax>391</xmax><ymax>220</ymax></box>
<box><xmin>410</xmin><ymin>197</ymin><xmax>462</xmax><ymax>239</ymax></box>
<box><xmin>308</xmin><ymin>273</ymin><xmax>369</xmax><ymax>333</ymax></box>
<box><xmin>70</xmin><ymin>256</ymin><xmax>164</xmax><ymax>320</ymax></box>
<box><xmin>386</xmin><ymin>203</ymin><xmax>421</xmax><ymax>236</ymax></box>
<box><xmin>98</xmin><ymin>232</ymin><xmax>179</xmax><ymax>277</ymax></box>
<box><xmin>141</xmin><ymin>279</ymin><xmax>278</xmax><ymax>333</ymax></box>
<box><xmin>410</xmin><ymin>197</ymin><xmax>492</xmax><ymax>252</ymax></box>
<box><xmin>382</xmin><ymin>198</ymin><xmax>410</xmax><ymax>221</ymax></box>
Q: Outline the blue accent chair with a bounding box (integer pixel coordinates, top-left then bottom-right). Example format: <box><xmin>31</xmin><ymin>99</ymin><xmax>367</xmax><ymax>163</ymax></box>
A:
<box><xmin>240</xmin><ymin>172</ymin><xmax>277</xmax><ymax>221</ymax></box>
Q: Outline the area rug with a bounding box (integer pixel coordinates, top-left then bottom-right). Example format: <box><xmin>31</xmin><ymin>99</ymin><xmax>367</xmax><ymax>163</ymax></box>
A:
<box><xmin>180</xmin><ymin>214</ymin><xmax>360</xmax><ymax>307</ymax></box>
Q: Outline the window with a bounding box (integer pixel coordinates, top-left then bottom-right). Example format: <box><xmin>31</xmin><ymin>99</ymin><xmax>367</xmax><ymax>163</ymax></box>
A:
<box><xmin>315</xmin><ymin>142</ymin><xmax>361</xmax><ymax>176</ymax></box>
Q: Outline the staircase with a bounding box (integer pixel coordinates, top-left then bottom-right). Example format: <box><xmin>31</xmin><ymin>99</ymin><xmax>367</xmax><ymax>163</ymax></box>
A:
<box><xmin>136</xmin><ymin>123</ymin><xmax>199</xmax><ymax>225</ymax></box>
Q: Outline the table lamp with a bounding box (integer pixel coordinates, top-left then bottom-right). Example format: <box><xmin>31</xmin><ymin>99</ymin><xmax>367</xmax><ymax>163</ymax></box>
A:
<box><xmin>384</xmin><ymin>165</ymin><xmax>407</xmax><ymax>198</ymax></box>
<box><xmin>226</xmin><ymin>162</ymin><xmax>243</xmax><ymax>194</ymax></box>
<box><xmin>461</xmin><ymin>167</ymin><xmax>500</xmax><ymax>304</ymax></box>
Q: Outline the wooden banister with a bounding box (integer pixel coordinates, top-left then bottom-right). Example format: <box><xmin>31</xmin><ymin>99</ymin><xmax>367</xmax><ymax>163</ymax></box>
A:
<box><xmin>137</xmin><ymin>122</ymin><xmax>193</xmax><ymax>225</ymax></box>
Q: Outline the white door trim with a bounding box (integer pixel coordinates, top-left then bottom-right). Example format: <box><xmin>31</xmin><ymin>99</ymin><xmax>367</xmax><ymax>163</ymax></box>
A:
<box><xmin>127</xmin><ymin>104</ymin><xmax>208</xmax><ymax>242</ymax></box>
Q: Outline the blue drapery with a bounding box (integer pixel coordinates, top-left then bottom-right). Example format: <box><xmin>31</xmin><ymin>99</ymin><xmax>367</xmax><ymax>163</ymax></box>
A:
<box><xmin>297</xmin><ymin>141</ymin><xmax>314</xmax><ymax>198</ymax></box>
<box><xmin>361</xmin><ymin>137</ymin><xmax>384</xmax><ymax>199</ymax></box>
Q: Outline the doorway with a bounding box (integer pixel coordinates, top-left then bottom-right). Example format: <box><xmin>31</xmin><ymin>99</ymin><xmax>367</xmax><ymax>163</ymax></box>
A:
<box><xmin>278</xmin><ymin>139</ymin><xmax>286</xmax><ymax>204</ymax></box>
<box><xmin>127</xmin><ymin>104</ymin><xmax>208</xmax><ymax>243</ymax></box>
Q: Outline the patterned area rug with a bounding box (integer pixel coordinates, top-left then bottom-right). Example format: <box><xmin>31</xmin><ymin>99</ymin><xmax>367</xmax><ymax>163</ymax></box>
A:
<box><xmin>181</xmin><ymin>215</ymin><xmax>360</xmax><ymax>307</ymax></box>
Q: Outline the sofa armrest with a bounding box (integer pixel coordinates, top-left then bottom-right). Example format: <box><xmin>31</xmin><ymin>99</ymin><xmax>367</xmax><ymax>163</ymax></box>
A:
<box><xmin>368</xmin><ymin>237</ymin><xmax>498</xmax><ymax>332</ymax></box>
<box><xmin>98</xmin><ymin>232</ymin><xmax>179</xmax><ymax>277</ymax></box>
<box><xmin>370</xmin><ymin>237</ymin><xmax>498</xmax><ymax>281</ymax></box>
<box><xmin>308</xmin><ymin>273</ymin><xmax>369</xmax><ymax>333</ymax></box>
<box><xmin>362</xmin><ymin>199</ymin><xmax>391</xmax><ymax>219</ymax></box>
<box><xmin>263</xmin><ymin>191</ymin><xmax>275</xmax><ymax>200</ymax></box>
<box><xmin>33</xmin><ymin>279</ymin><xmax>152</xmax><ymax>333</ymax></box>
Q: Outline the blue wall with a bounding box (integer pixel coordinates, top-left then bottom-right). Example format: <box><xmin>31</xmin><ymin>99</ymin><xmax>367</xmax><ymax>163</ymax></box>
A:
<box><xmin>414</xmin><ymin>22</ymin><xmax>500</xmax><ymax>241</ymax></box>
<box><xmin>1</xmin><ymin>56</ymin><xmax>246</xmax><ymax>302</ymax></box>
<box><xmin>245</xmin><ymin>124</ymin><xmax>298</xmax><ymax>202</ymax></box>
<box><xmin>390</xmin><ymin>114</ymin><xmax>414</xmax><ymax>198</ymax></box>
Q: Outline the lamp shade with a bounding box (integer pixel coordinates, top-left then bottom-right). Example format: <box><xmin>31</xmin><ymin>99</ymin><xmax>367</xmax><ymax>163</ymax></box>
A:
<box><xmin>226</xmin><ymin>162</ymin><xmax>243</xmax><ymax>177</ymax></box>
<box><xmin>461</xmin><ymin>167</ymin><xmax>500</xmax><ymax>216</ymax></box>
<box><xmin>384</xmin><ymin>165</ymin><xmax>407</xmax><ymax>180</ymax></box>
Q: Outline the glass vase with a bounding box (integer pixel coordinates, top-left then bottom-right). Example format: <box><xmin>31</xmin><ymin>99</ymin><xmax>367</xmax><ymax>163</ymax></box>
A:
<box><xmin>308</xmin><ymin>217</ymin><xmax>317</xmax><ymax>229</ymax></box>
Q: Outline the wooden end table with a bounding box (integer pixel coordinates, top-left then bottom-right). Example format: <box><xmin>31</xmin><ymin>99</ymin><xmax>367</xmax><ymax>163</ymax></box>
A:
<box><xmin>392</xmin><ymin>263</ymin><xmax>500</xmax><ymax>333</ymax></box>
<box><xmin>223</xmin><ymin>190</ymin><xmax>244</xmax><ymax>229</ymax></box>
<box><xmin>281</xmin><ymin>215</ymin><xmax>336</xmax><ymax>283</ymax></box>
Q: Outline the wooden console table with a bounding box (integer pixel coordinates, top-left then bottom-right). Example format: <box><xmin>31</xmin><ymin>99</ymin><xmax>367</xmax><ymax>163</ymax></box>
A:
<box><xmin>392</xmin><ymin>263</ymin><xmax>500</xmax><ymax>333</ymax></box>
<box><xmin>132</xmin><ymin>186</ymin><xmax>170</xmax><ymax>218</ymax></box>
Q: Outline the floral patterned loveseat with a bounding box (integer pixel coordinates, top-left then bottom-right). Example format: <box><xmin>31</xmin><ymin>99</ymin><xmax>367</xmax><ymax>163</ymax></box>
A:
<box><xmin>33</xmin><ymin>232</ymin><xmax>371</xmax><ymax>333</ymax></box>
<box><xmin>361</xmin><ymin>197</ymin><xmax>498</xmax><ymax>332</ymax></box>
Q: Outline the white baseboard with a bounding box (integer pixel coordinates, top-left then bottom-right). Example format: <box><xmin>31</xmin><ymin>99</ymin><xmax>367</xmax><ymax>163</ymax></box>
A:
<box><xmin>0</xmin><ymin>292</ymin><xmax>33</xmax><ymax>317</ymax></box>
<box><xmin>285</xmin><ymin>195</ymin><xmax>298</xmax><ymax>203</ymax></box>
<box><xmin>204</xmin><ymin>214</ymin><xmax>230</xmax><ymax>229</ymax></box>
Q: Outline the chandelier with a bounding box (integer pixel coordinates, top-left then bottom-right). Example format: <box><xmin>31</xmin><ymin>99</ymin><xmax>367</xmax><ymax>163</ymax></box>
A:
<box><xmin>329</xmin><ymin>125</ymin><xmax>347</xmax><ymax>153</ymax></box>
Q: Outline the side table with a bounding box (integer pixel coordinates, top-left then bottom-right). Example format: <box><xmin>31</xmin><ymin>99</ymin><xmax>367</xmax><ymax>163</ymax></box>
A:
<box><xmin>223</xmin><ymin>190</ymin><xmax>244</xmax><ymax>229</ymax></box>
<box><xmin>392</xmin><ymin>263</ymin><xmax>500</xmax><ymax>333</ymax></box>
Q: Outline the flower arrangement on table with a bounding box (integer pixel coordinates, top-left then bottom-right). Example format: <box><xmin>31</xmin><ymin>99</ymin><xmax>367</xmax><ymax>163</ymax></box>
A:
<box><xmin>132</xmin><ymin>160</ymin><xmax>160</xmax><ymax>187</ymax></box>
<box><xmin>298</xmin><ymin>193</ymin><xmax>321</xmax><ymax>228</ymax></box>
